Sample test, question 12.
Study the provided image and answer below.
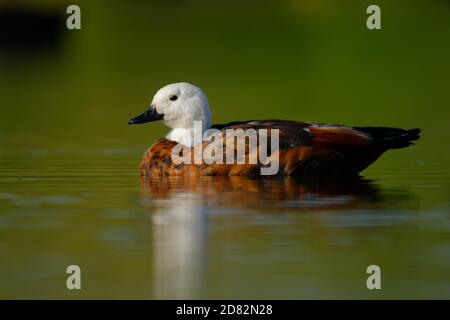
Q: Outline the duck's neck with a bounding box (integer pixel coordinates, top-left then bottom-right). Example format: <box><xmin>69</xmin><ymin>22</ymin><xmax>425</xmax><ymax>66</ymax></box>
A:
<box><xmin>165</xmin><ymin>119</ymin><xmax>212</xmax><ymax>147</ymax></box>
<box><xmin>166</xmin><ymin>127</ymin><xmax>211</xmax><ymax>147</ymax></box>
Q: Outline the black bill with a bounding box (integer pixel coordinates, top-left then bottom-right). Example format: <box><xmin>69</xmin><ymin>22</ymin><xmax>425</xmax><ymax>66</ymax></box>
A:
<box><xmin>128</xmin><ymin>105</ymin><xmax>164</xmax><ymax>125</ymax></box>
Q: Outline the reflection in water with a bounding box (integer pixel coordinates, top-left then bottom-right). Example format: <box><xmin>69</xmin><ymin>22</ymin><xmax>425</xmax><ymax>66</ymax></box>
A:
<box><xmin>147</xmin><ymin>191</ymin><xmax>208</xmax><ymax>299</ymax></box>
<box><xmin>143</xmin><ymin>176</ymin><xmax>381</xmax><ymax>210</ymax></box>
<box><xmin>141</xmin><ymin>176</ymin><xmax>381</xmax><ymax>298</ymax></box>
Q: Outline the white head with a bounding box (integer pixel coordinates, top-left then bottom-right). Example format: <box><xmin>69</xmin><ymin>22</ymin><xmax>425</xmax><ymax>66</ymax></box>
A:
<box><xmin>129</xmin><ymin>82</ymin><xmax>212</xmax><ymax>146</ymax></box>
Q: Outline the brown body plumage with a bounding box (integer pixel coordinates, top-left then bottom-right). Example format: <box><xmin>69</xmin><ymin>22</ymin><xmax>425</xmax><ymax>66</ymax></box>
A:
<box><xmin>139</xmin><ymin>120</ymin><xmax>421</xmax><ymax>179</ymax></box>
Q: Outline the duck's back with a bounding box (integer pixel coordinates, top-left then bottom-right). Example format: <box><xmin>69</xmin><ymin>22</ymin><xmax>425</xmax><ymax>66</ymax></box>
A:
<box><xmin>139</xmin><ymin>120</ymin><xmax>420</xmax><ymax>179</ymax></box>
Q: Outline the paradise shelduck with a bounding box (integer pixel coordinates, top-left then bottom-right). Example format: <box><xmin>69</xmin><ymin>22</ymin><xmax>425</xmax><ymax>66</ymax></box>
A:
<box><xmin>129</xmin><ymin>82</ymin><xmax>421</xmax><ymax>179</ymax></box>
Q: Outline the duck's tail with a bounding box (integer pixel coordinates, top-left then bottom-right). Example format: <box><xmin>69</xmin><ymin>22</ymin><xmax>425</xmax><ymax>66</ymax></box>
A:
<box><xmin>353</xmin><ymin>127</ymin><xmax>421</xmax><ymax>150</ymax></box>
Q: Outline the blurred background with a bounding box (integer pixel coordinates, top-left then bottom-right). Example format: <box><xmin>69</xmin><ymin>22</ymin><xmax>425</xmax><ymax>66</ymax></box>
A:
<box><xmin>0</xmin><ymin>0</ymin><xmax>449</xmax><ymax>299</ymax></box>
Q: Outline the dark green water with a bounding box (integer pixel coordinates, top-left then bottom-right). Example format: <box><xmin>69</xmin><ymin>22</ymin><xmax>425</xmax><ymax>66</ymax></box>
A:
<box><xmin>0</xmin><ymin>0</ymin><xmax>449</xmax><ymax>299</ymax></box>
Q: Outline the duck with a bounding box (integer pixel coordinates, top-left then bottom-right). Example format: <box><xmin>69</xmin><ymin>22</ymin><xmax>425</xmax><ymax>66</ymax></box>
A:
<box><xmin>129</xmin><ymin>82</ymin><xmax>420</xmax><ymax>179</ymax></box>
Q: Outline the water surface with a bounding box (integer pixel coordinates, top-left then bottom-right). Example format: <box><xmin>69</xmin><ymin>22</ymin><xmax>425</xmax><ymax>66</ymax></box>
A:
<box><xmin>0</xmin><ymin>146</ymin><xmax>449</xmax><ymax>299</ymax></box>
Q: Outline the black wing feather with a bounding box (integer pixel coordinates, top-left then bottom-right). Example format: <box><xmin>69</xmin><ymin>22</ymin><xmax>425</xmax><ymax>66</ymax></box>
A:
<box><xmin>211</xmin><ymin>119</ymin><xmax>313</xmax><ymax>149</ymax></box>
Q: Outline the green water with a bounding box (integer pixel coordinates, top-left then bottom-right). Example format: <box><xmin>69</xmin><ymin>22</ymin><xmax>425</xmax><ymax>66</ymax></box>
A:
<box><xmin>0</xmin><ymin>0</ymin><xmax>449</xmax><ymax>299</ymax></box>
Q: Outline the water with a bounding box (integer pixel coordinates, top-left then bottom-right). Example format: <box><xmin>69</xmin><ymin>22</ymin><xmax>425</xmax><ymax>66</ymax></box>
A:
<box><xmin>0</xmin><ymin>0</ymin><xmax>449</xmax><ymax>299</ymax></box>
<box><xmin>0</xmin><ymin>145</ymin><xmax>449</xmax><ymax>299</ymax></box>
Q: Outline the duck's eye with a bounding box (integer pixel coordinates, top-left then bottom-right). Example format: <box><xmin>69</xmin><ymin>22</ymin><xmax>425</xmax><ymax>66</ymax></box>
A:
<box><xmin>169</xmin><ymin>95</ymin><xmax>178</xmax><ymax>101</ymax></box>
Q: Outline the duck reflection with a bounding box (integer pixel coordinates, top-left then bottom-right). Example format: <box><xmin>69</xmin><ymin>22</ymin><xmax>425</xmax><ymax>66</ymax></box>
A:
<box><xmin>143</xmin><ymin>176</ymin><xmax>380</xmax><ymax>211</ymax></box>
<box><xmin>141</xmin><ymin>176</ymin><xmax>379</xmax><ymax>299</ymax></box>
